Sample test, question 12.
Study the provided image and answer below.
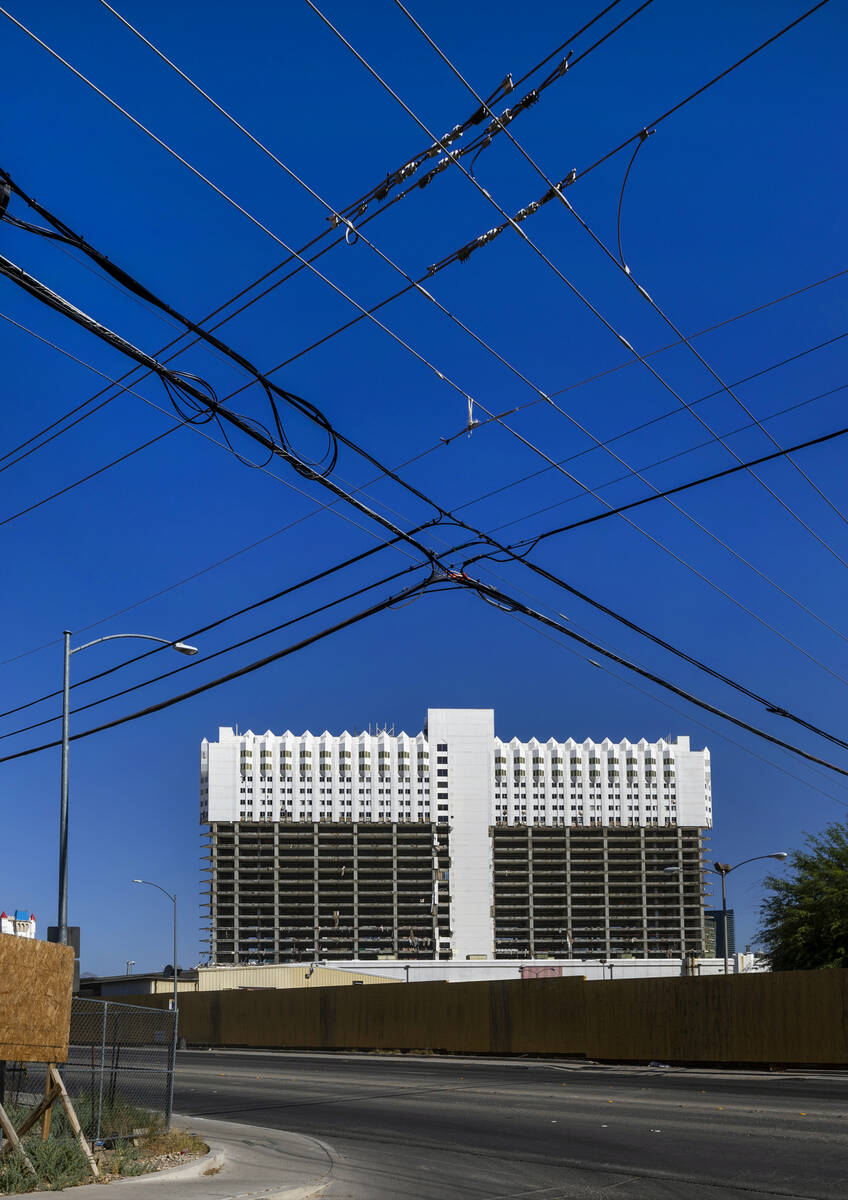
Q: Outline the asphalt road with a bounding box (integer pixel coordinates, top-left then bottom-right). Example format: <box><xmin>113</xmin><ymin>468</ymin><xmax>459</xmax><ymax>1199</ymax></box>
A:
<box><xmin>173</xmin><ymin>1050</ymin><xmax>848</xmax><ymax>1199</ymax></box>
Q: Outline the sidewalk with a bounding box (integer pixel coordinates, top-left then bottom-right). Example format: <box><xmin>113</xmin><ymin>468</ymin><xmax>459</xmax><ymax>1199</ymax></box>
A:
<box><xmin>69</xmin><ymin>1115</ymin><xmax>333</xmax><ymax>1199</ymax></box>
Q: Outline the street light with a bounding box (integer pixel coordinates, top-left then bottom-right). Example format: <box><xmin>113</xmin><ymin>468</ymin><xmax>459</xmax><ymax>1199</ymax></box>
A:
<box><xmin>713</xmin><ymin>854</ymin><xmax>788</xmax><ymax>974</ymax></box>
<box><xmin>132</xmin><ymin>879</ymin><xmax>178</xmax><ymax>1130</ymax></box>
<box><xmin>56</xmin><ymin>632</ymin><xmax>197</xmax><ymax>946</ymax></box>
<box><xmin>131</xmin><ymin>880</ymin><xmax>178</xmax><ymax>1012</ymax></box>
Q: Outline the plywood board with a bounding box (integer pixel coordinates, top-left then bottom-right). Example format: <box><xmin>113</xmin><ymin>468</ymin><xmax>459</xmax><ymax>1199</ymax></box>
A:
<box><xmin>0</xmin><ymin>935</ymin><xmax>74</xmax><ymax>1062</ymax></box>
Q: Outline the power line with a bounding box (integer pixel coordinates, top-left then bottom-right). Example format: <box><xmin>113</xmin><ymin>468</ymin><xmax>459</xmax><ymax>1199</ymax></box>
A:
<box><xmin>7</xmin><ymin>231</ymin><xmax>848</xmax><ymax>750</ymax></box>
<box><xmin>0</xmin><ymin>560</ymin><xmax>428</xmax><ymax>740</ymax></box>
<box><xmin>576</xmin><ymin>0</ymin><xmax>834</xmax><ymax>181</ymax></box>
<box><xmin>465</xmin><ymin>329</ymin><xmax>848</xmax><ymax>462</ymax></box>
<box><xmin>507</xmin><ymin>407</ymin><xmax>848</xmax><ymax>549</ymax></box>
<box><xmin>3</xmin><ymin>562</ymin><xmax>848</xmax><ymax>782</ymax></box>
<box><xmin>375</xmin><ymin>0</ymin><xmax>848</xmax><ymax>571</ymax></box>
<box><xmin>0</xmin><ymin>523</ymin><xmax>436</xmax><ymax>719</ymax></box>
<box><xmin>7</xmin><ymin>169</ymin><xmax>848</xmax><ymax>758</ymax></box>
<box><xmin>453</xmin><ymin>573</ymin><xmax>848</xmax><ymax>777</ymax></box>
<box><xmin>0</xmin><ymin>574</ymin><xmax>437</xmax><ymax>763</ymax></box>
<box><xmin>3</xmin><ymin>263</ymin><xmax>843</xmax><ymax>666</ymax></box>
<box><xmin>503</xmin><ymin>609</ymin><xmax>848</xmax><ymax>810</ymax></box>
<box><xmin>3</xmin><ymin>14</ymin><xmax>844</xmax><ymax>768</ymax></box>
<box><xmin>392</xmin><ymin>0</ymin><xmax>844</xmax><ymax>527</ymax></box>
<box><xmin>8</xmin><ymin>8</ymin><xmax>846</xmax><ymax>640</ymax></box>
<box><xmin>15</xmin><ymin>20</ymin><xmax>846</xmax><ymax>660</ymax></box>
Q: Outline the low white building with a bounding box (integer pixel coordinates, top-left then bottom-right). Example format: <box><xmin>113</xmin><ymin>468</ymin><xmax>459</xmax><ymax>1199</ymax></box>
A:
<box><xmin>0</xmin><ymin>909</ymin><xmax>36</xmax><ymax>938</ymax></box>
<box><xmin>201</xmin><ymin>709</ymin><xmax>711</xmax><ymax>964</ymax></box>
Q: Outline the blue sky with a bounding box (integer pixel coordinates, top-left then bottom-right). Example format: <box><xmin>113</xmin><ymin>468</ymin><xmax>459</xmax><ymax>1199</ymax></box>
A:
<box><xmin>0</xmin><ymin>0</ymin><xmax>845</xmax><ymax>973</ymax></box>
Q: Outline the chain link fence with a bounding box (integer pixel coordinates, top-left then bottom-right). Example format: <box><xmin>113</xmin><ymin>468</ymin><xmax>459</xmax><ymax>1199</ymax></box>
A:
<box><xmin>0</xmin><ymin>997</ymin><xmax>177</xmax><ymax>1147</ymax></box>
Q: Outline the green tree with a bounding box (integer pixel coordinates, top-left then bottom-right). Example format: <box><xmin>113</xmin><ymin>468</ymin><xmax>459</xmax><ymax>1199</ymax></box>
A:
<box><xmin>758</xmin><ymin>821</ymin><xmax>848</xmax><ymax>970</ymax></box>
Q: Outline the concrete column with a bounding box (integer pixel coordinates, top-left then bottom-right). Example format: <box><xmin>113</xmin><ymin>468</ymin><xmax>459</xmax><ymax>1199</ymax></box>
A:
<box><xmin>352</xmin><ymin>824</ymin><xmax>360</xmax><ymax>958</ymax></box>
<box><xmin>640</xmin><ymin>826</ymin><xmax>648</xmax><ymax>956</ymax></box>
<box><xmin>603</xmin><ymin>827</ymin><xmax>611</xmax><ymax>957</ymax></box>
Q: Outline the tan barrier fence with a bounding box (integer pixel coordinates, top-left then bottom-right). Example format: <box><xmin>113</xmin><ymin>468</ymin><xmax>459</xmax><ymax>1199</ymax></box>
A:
<box><xmin>124</xmin><ymin>969</ymin><xmax>848</xmax><ymax>1066</ymax></box>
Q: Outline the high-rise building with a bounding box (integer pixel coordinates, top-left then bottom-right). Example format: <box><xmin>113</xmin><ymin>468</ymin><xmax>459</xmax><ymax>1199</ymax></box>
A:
<box><xmin>201</xmin><ymin>709</ymin><xmax>711</xmax><ymax>964</ymax></box>
<box><xmin>705</xmin><ymin>908</ymin><xmax>736</xmax><ymax>958</ymax></box>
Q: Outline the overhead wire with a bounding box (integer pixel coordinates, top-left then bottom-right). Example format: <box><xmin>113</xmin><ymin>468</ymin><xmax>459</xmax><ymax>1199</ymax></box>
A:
<box><xmin>466</xmin><ymin>329</ymin><xmax>848</xmax><ymax>450</ymax></box>
<box><xmin>2</xmin><ymin>263</ymin><xmax>844</xmax><ymax>670</ymax></box>
<box><xmin>19</xmin><ymin>11</ymin><xmax>848</xmax><ymax>676</ymax></box>
<box><xmin>0</xmin><ymin>574</ymin><xmax>438</xmax><ymax>764</ymax></box>
<box><xmin>488</xmin><ymin>381</ymin><xmax>848</xmax><ymax>542</ymax></box>
<box><xmin>2</xmin><ymin>30</ymin><xmax>847</xmax><ymax>760</ymax></box>
<box><xmin>386</xmin><ymin>0</ymin><xmax>848</xmax><ymax>566</ymax></box>
<box><xmin>0</xmin><ymin>560</ymin><xmax>429</xmax><ymax>739</ymax></box>
<box><xmin>7</xmin><ymin>212</ymin><xmax>846</xmax><ymax>690</ymax></box>
<box><xmin>5</xmin><ymin>193</ymin><xmax>848</xmax><ymax>747</ymax></box>
<box><xmin>0</xmin><ymin>522</ymin><xmax>439</xmax><ymax>719</ymax></box>
<box><xmin>502</xmin><ymin>609</ymin><xmax>848</xmax><ymax>810</ymax></box>
<box><xmin>5</xmin><ymin>284</ymin><xmax>848</xmax><ymax>762</ymax></box>
<box><xmin>505</xmin><ymin>404</ymin><xmax>848</xmax><ymax>550</ymax></box>
<box><xmin>3</xmin><ymin>561</ymin><xmax>848</xmax><ymax>783</ymax></box>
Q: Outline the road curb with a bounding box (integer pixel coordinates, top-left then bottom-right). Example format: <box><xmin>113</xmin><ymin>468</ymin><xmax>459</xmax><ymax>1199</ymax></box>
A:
<box><xmin>63</xmin><ymin>1114</ymin><xmax>331</xmax><ymax>1198</ymax></box>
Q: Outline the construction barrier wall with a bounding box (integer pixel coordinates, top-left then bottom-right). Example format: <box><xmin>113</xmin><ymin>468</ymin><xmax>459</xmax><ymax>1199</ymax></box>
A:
<box><xmin>126</xmin><ymin>969</ymin><xmax>848</xmax><ymax>1066</ymax></box>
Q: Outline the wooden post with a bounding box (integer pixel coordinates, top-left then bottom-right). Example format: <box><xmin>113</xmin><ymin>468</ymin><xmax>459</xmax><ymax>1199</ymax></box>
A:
<box><xmin>41</xmin><ymin>1063</ymin><xmax>53</xmax><ymax>1141</ymax></box>
<box><xmin>12</xmin><ymin>1084</ymin><xmax>62</xmax><ymax>1144</ymax></box>
<box><xmin>49</xmin><ymin>1065</ymin><xmax>99</xmax><ymax>1179</ymax></box>
<box><xmin>0</xmin><ymin>1100</ymin><xmax>37</xmax><ymax>1177</ymax></box>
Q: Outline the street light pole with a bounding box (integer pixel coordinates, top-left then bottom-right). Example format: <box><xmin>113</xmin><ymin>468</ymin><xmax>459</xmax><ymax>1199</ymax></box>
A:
<box><xmin>56</xmin><ymin>632</ymin><xmax>197</xmax><ymax>945</ymax></box>
<box><xmin>713</xmin><ymin>854</ymin><xmax>788</xmax><ymax>975</ymax></box>
<box><xmin>58</xmin><ymin>630</ymin><xmax>71</xmax><ymax>946</ymax></box>
<box><xmin>132</xmin><ymin>879</ymin><xmax>178</xmax><ymax>1129</ymax></box>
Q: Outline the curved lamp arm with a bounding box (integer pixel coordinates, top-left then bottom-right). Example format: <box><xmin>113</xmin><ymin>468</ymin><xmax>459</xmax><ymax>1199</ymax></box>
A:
<box><xmin>714</xmin><ymin>853</ymin><xmax>788</xmax><ymax>875</ymax></box>
<box><xmin>72</xmin><ymin>634</ymin><xmax>197</xmax><ymax>656</ymax></box>
<box><xmin>132</xmin><ymin>879</ymin><xmax>176</xmax><ymax>904</ymax></box>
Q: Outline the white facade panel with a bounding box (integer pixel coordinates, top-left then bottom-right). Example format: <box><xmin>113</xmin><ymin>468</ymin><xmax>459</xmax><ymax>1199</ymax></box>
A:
<box><xmin>427</xmin><ymin>708</ymin><xmax>495</xmax><ymax>960</ymax></box>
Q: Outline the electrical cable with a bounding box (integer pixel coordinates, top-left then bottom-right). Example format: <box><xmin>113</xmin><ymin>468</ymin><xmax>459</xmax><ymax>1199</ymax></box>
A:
<box><xmin>575</xmin><ymin>0</ymin><xmax>833</xmax><ymax>182</ymax></box>
<box><xmin>502</xmin><ymin>610</ymin><xmax>848</xmax><ymax>809</ymax></box>
<box><xmin>5</xmin><ymin>246</ymin><xmax>848</xmax><ymax>749</ymax></box>
<box><xmin>0</xmin><ymin>424</ymin><xmax>179</xmax><ymax>529</ymax></box>
<box><xmin>487</xmin><ymin>381</ymin><xmax>848</xmax><ymax>537</ymax></box>
<box><xmin>451</xmin><ymin>574</ymin><xmax>848</xmax><ymax>777</ymax></box>
<box><xmin>3</xmin><ymin>11</ymin><xmax>844</xmax><ymax>768</ymax></box>
<box><xmin>0</xmin><ymin>0</ymin><xmax>642</xmax><ymax>482</ymax></box>
<box><xmin>11</xmin><ymin>26</ymin><xmax>845</xmax><ymax>655</ymax></box>
<box><xmin>9</xmin><ymin>223</ymin><xmax>842</xmax><ymax>685</ymax></box>
<box><xmin>6</xmin><ymin>0</ymin><xmax>830</xmax><ymax>494</ymax></box>
<box><xmin>466</xmin><ymin>329</ymin><xmax>848</xmax><ymax>453</ymax></box>
<box><xmin>0</xmin><ymin>560</ymin><xmax>428</xmax><ymax>739</ymax></box>
<box><xmin>389</xmin><ymin>0</ymin><xmax>848</xmax><ymax>563</ymax></box>
<box><xmin>507</xmin><ymin>408</ymin><xmax>848</xmax><ymax>549</ymax></box>
<box><xmin>6</xmin><ymin>155</ymin><xmax>848</xmax><ymax>756</ymax></box>
<box><xmin>0</xmin><ymin>251</ymin><xmax>456</xmax><ymax>572</ymax></box>
<box><xmin>3</xmin><ymin>265</ymin><xmax>843</xmax><ymax>671</ymax></box>
<box><xmin>0</xmin><ymin>522</ymin><xmax>437</xmax><ymax>719</ymax></box>
<box><xmin>6</xmin><ymin>5</ymin><xmax>844</xmax><ymax>622</ymax></box>
<box><xmin>3</xmin><ymin>563</ymin><xmax>848</xmax><ymax>782</ymax></box>
<box><xmin>0</xmin><ymin>575</ymin><xmax>438</xmax><ymax>764</ymax></box>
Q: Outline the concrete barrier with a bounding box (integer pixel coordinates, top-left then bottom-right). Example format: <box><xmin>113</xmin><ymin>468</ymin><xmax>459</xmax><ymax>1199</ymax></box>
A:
<box><xmin>123</xmin><ymin>969</ymin><xmax>848</xmax><ymax>1065</ymax></box>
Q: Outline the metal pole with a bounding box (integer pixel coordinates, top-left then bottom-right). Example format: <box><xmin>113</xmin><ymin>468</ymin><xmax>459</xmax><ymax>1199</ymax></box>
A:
<box><xmin>721</xmin><ymin>870</ymin><xmax>729</xmax><ymax>975</ymax></box>
<box><xmin>166</xmin><ymin>893</ymin><xmax>177</xmax><ymax>1131</ymax></box>
<box><xmin>173</xmin><ymin>894</ymin><xmax>178</xmax><ymax>1016</ymax></box>
<box><xmin>95</xmin><ymin>1002</ymin><xmax>107</xmax><ymax>1144</ymax></box>
<box><xmin>57</xmin><ymin>630</ymin><xmax>71</xmax><ymax>945</ymax></box>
